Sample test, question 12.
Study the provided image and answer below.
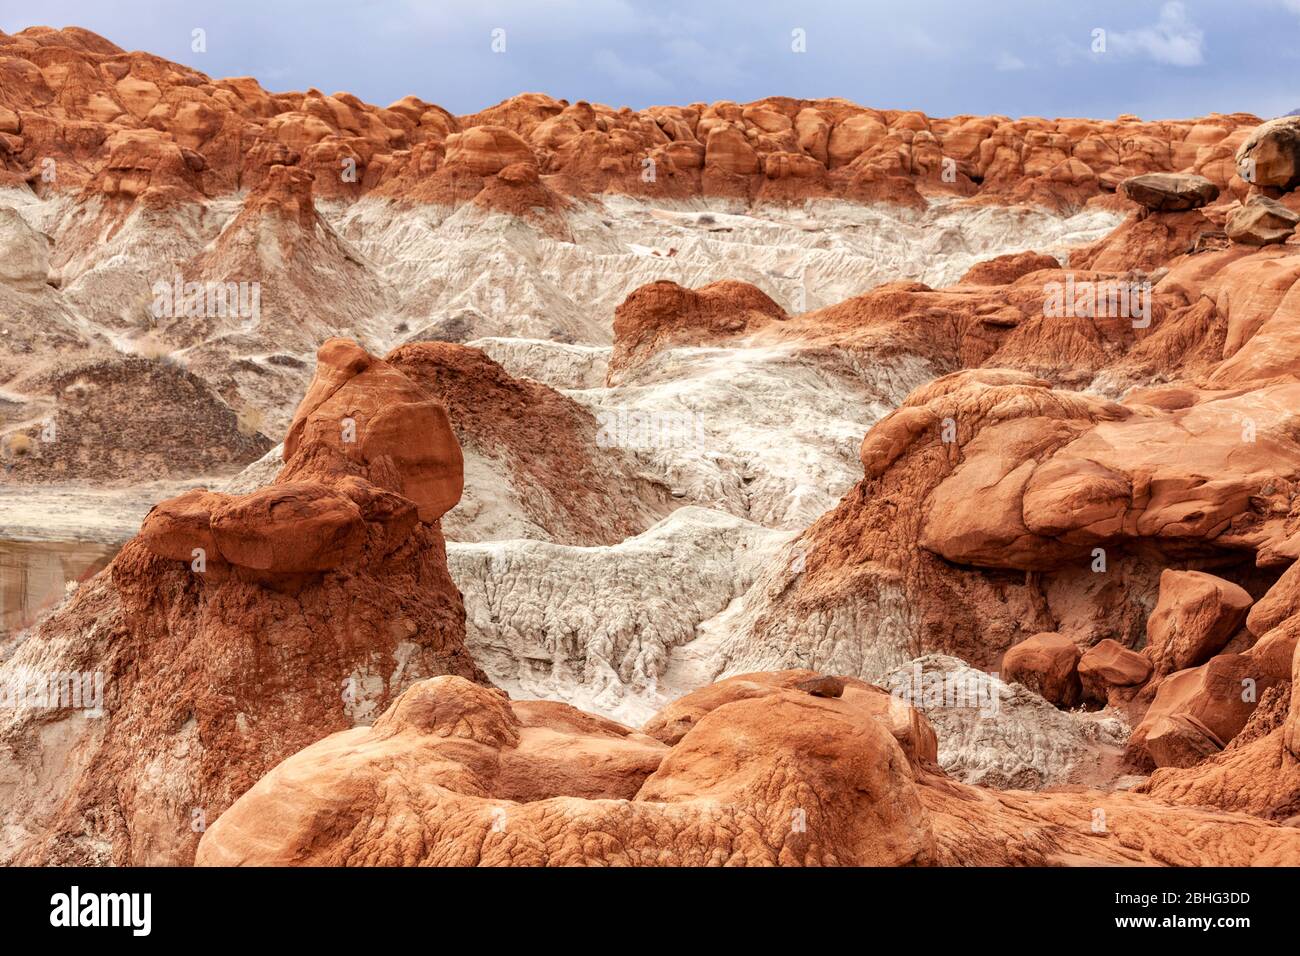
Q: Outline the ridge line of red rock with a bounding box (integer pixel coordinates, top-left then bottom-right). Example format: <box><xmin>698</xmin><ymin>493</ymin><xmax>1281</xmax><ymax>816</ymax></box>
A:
<box><xmin>0</xmin><ymin>25</ymin><xmax>1268</xmax><ymax>216</ymax></box>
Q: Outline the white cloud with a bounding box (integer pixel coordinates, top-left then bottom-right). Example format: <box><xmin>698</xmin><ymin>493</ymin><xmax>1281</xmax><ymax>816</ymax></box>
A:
<box><xmin>995</xmin><ymin>52</ymin><xmax>1026</xmax><ymax>72</ymax></box>
<box><xmin>1107</xmin><ymin>1</ymin><xmax>1205</xmax><ymax>67</ymax></box>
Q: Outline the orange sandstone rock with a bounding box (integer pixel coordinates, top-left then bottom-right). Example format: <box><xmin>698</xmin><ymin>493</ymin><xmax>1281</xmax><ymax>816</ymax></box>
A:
<box><xmin>1000</xmin><ymin>632</ymin><xmax>1083</xmax><ymax>708</ymax></box>
<box><xmin>195</xmin><ymin>670</ymin><xmax>1300</xmax><ymax>866</ymax></box>
<box><xmin>1145</xmin><ymin>570</ymin><xmax>1253</xmax><ymax>676</ymax></box>
<box><xmin>1078</xmin><ymin>638</ymin><xmax>1153</xmax><ymax>703</ymax></box>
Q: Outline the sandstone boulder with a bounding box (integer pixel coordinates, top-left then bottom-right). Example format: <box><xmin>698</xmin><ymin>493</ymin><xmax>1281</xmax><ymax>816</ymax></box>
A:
<box><xmin>1226</xmin><ymin>195</ymin><xmax>1300</xmax><ymax>246</ymax></box>
<box><xmin>208</xmin><ymin>482</ymin><xmax>367</xmax><ymax>573</ymax></box>
<box><xmin>1243</xmin><ymin>623</ymin><xmax>1298</xmax><ymax>681</ymax></box>
<box><xmin>138</xmin><ymin>487</ymin><xmax>227</xmax><ymax>563</ymax></box>
<box><xmin>1077</xmin><ymin>638</ymin><xmax>1152</xmax><ymax>703</ymax></box>
<box><xmin>1144</xmin><ymin>713</ymin><xmax>1228</xmax><ymax>768</ymax></box>
<box><xmin>1140</xmin><ymin>681</ymin><xmax>1300</xmax><ymax>819</ymax></box>
<box><xmin>1131</xmin><ymin>653</ymin><xmax>1281</xmax><ymax>768</ymax></box>
<box><xmin>282</xmin><ymin>338</ymin><xmax>463</xmax><ymax>522</ymax></box>
<box><xmin>1247</xmin><ymin>561</ymin><xmax>1300</xmax><ymax>637</ymax></box>
<box><xmin>1235</xmin><ymin>115</ymin><xmax>1300</xmax><ymax>190</ymax></box>
<box><xmin>1000</xmin><ymin>632</ymin><xmax>1082</xmax><ymax>708</ymax></box>
<box><xmin>1119</xmin><ymin>172</ymin><xmax>1219</xmax><ymax>212</ymax></box>
<box><xmin>1145</xmin><ymin>570</ymin><xmax>1252</xmax><ymax>676</ymax></box>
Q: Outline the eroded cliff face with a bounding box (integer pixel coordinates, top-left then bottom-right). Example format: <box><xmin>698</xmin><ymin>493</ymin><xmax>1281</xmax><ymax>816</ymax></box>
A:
<box><xmin>4</xmin><ymin>25</ymin><xmax>1300</xmax><ymax>868</ymax></box>
<box><xmin>0</xmin><ymin>339</ymin><xmax>483</xmax><ymax>865</ymax></box>
<box><xmin>0</xmin><ymin>25</ymin><xmax>1259</xmax><ymax>210</ymax></box>
<box><xmin>0</xmin><ymin>23</ymin><xmax>1248</xmax><ymax>455</ymax></box>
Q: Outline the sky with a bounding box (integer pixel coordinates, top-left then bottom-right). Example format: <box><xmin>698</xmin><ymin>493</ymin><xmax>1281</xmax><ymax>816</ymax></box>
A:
<box><xmin>3</xmin><ymin>0</ymin><xmax>1299</xmax><ymax>120</ymax></box>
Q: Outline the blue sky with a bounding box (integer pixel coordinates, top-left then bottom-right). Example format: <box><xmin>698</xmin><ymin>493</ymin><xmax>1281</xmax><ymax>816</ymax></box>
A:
<box><xmin>4</xmin><ymin>1</ymin><xmax>1299</xmax><ymax>119</ymax></box>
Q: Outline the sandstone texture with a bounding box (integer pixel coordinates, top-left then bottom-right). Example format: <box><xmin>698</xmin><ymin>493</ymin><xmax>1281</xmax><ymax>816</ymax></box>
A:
<box><xmin>1226</xmin><ymin>194</ymin><xmax>1300</xmax><ymax>246</ymax></box>
<box><xmin>195</xmin><ymin>670</ymin><xmax>1300</xmax><ymax>866</ymax></box>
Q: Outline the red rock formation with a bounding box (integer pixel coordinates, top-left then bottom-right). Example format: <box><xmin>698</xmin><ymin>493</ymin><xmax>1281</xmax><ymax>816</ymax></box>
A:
<box><xmin>1000</xmin><ymin>632</ymin><xmax>1083</xmax><ymax>708</ymax></box>
<box><xmin>1138</xmin><ymin>564</ymin><xmax>1300</xmax><ymax>817</ymax></box>
<box><xmin>1227</xmin><ymin>195</ymin><xmax>1300</xmax><ymax>246</ymax></box>
<box><xmin>702</xmin><ymin>200</ymin><xmax>1300</xmax><ymax>805</ymax></box>
<box><xmin>1139</xmin><ymin>684</ymin><xmax>1299</xmax><ymax>821</ymax></box>
<box><xmin>0</xmin><ymin>27</ymin><xmax>1265</xmax><ymax>215</ymax></box>
<box><xmin>9</xmin><ymin>22</ymin><xmax>1300</xmax><ymax>869</ymax></box>
<box><xmin>607</xmin><ymin>279</ymin><xmax>788</xmax><ymax>384</ymax></box>
<box><xmin>616</xmin><ymin>256</ymin><xmax>1209</xmax><ymax>394</ymax></box>
<box><xmin>1078</xmin><ymin>639</ymin><xmax>1152</xmax><ymax>704</ymax></box>
<box><xmin>443</xmin><ymin>125</ymin><xmax>535</xmax><ymax>176</ymax></box>
<box><xmin>1236</xmin><ymin>116</ymin><xmax>1300</xmax><ymax>190</ymax></box>
<box><xmin>195</xmin><ymin>669</ymin><xmax>1300</xmax><ymax>866</ymax></box>
<box><xmin>81</xmin><ymin>131</ymin><xmax>206</xmax><ymax>207</ymax></box>
<box><xmin>278</xmin><ymin>338</ymin><xmax>462</xmax><ymax>523</ymax></box>
<box><xmin>1145</xmin><ymin>570</ymin><xmax>1252</xmax><ymax>675</ymax></box>
<box><xmin>385</xmin><ymin>341</ymin><xmax>672</xmax><ymax>545</ymax></box>
<box><xmin>1119</xmin><ymin>172</ymin><xmax>1219</xmax><ymax>212</ymax></box>
<box><xmin>195</xmin><ymin>671</ymin><xmax>936</xmax><ymax>866</ymax></box>
<box><xmin>957</xmin><ymin>250</ymin><xmax>1060</xmax><ymax>286</ymax></box>
<box><xmin>0</xmin><ymin>338</ymin><xmax>484</xmax><ymax>865</ymax></box>
<box><xmin>1131</xmin><ymin>653</ymin><xmax>1281</xmax><ymax>769</ymax></box>
<box><xmin>1069</xmin><ymin>207</ymin><xmax>1222</xmax><ymax>273</ymax></box>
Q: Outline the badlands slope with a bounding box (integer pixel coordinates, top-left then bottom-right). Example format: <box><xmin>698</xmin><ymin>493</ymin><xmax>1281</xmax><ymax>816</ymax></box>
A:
<box><xmin>2</xmin><ymin>25</ymin><xmax>1299</xmax><ymax>866</ymax></box>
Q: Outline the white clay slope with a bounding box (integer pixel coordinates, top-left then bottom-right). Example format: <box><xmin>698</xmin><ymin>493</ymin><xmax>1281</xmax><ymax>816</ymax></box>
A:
<box><xmin>338</xmin><ymin>194</ymin><xmax>1121</xmax><ymax>348</ymax></box>
<box><xmin>447</xmin><ymin>506</ymin><xmax>790</xmax><ymax>726</ymax></box>
<box><xmin>1</xmin><ymin>189</ymin><xmax>1139</xmax><ymax>792</ymax></box>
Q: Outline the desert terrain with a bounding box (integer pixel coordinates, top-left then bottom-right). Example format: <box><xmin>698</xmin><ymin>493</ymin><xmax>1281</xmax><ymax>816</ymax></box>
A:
<box><xmin>1</xmin><ymin>25</ymin><xmax>1299</xmax><ymax>867</ymax></box>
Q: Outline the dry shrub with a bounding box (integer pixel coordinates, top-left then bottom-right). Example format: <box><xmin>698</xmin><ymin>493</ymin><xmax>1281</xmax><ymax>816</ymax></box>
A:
<box><xmin>135</xmin><ymin>336</ymin><xmax>174</xmax><ymax>361</ymax></box>
<box><xmin>2</xmin><ymin>432</ymin><xmax>33</xmax><ymax>458</ymax></box>
<box><xmin>236</xmin><ymin>404</ymin><xmax>266</xmax><ymax>437</ymax></box>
